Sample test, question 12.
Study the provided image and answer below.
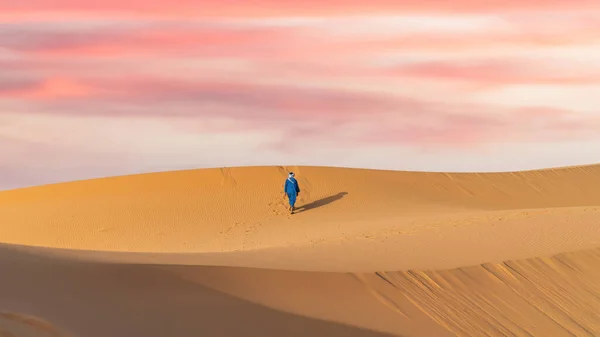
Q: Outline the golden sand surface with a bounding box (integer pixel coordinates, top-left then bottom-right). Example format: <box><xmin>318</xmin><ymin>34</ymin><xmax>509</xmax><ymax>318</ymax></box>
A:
<box><xmin>0</xmin><ymin>165</ymin><xmax>598</xmax><ymax>336</ymax></box>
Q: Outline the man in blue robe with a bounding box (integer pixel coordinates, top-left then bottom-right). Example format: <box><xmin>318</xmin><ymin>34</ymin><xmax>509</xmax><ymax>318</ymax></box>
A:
<box><xmin>284</xmin><ymin>172</ymin><xmax>300</xmax><ymax>214</ymax></box>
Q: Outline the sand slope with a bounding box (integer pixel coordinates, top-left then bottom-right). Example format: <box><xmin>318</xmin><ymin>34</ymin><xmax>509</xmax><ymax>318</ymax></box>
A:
<box><xmin>0</xmin><ymin>165</ymin><xmax>599</xmax><ymax>336</ymax></box>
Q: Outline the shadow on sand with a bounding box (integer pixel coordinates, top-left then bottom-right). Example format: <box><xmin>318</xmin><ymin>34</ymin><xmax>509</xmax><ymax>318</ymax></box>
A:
<box><xmin>0</xmin><ymin>243</ymin><xmax>399</xmax><ymax>337</ymax></box>
<box><xmin>296</xmin><ymin>192</ymin><xmax>348</xmax><ymax>213</ymax></box>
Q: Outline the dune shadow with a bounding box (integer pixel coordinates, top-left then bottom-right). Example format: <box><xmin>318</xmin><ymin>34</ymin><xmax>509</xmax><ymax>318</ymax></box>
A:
<box><xmin>0</xmin><ymin>243</ymin><xmax>399</xmax><ymax>337</ymax></box>
<box><xmin>297</xmin><ymin>192</ymin><xmax>348</xmax><ymax>213</ymax></box>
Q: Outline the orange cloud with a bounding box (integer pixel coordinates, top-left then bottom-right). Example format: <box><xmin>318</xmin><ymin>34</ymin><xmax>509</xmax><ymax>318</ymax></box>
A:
<box><xmin>33</xmin><ymin>78</ymin><xmax>92</xmax><ymax>98</ymax></box>
<box><xmin>0</xmin><ymin>78</ymin><xmax>92</xmax><ymax>99</ymax></box>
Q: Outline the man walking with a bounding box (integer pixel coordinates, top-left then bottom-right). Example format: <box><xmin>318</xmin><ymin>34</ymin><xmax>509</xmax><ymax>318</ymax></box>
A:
<box><xmin>284</xmin><ymin>172</ymin><xmax>300</xmax><ymax>214</ymax></box>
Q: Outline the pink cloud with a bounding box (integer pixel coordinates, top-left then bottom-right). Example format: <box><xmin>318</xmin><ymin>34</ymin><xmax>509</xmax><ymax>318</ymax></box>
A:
<box><xmin>345</xmin><ymin>31</ymin><xmax>600</xmax><ymax>56</ymax></box>
<box><xmin>516</xmin><ymin>107</ymin><xmax>600</xmax><ymax>134</ymax></box>
<box><xmin>1</xmin><ymin>78</ymin><xmax>92</xmax><ymax>99</ymax></box>
<box><xmin>0</xmin><ymin>23</ymin><xmax>305</xmax><ymax>60</ymax></box>
<box><xmin>386</xmin><ymin>60</ymin><xmax>600</xmax><ymax>85</ymax></box>
<box><xmin>4</xmin><ymin>11</ymin><xmax>598</xmax><ymax>62</ymax></box>
<box><xmin>5</xmin><ymin>71</ymin><xmax>599</xmax><ymax>149</ymax></box>
<box><xmin>2</xmin><ymin>0</ymin><xmax>600</xmax><ymax>191</ymax></box>
<box><xmin>8</xmin><ymin>77</ymin><xmax>402</xmax><ymax>122</ymax></box>
<box><xmin>0</xmin><ymin>78</ymin><xmax>39</xmax><ymax>95</ymax></box>
<box><xmin>3</xmin><ymin>0</ymin><xmax>600</xmax><ymax>17</ymax></box>
<box><xmin>358</xmin><ymin>104</ymin><xmax>600</xmax><ymax>148</ymax></box>
<box><xmin>4</xmin><ymin>11</ymin><xmax>599</xmax><ymax>91</ymax></box>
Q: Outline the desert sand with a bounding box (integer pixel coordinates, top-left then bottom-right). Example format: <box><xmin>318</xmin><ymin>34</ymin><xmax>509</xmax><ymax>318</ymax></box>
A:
<box><xmin>0</xmin><ymin>165</ymin><xmax>598</xmax><ymax>337</ymax></box>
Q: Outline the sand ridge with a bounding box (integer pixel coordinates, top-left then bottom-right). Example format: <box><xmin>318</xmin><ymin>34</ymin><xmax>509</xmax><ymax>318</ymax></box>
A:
<box><xmin>0</xmin><ymin>312</ymin><xmax>72</xmax><ymax>337</ymax></box>
<box><xmin>0</xmin><ymin>165</ymin><xmax>599</xmax><ymax>336</ymax></box>
<box><xmin>1</xmin><ymin>165</ymin><xmax>600</xmax><ymax>271</ymax></box>
<box><xmin>0</xmin><ymin>243</ymin><xmax>597</xmax><ymax>337</ymax></box>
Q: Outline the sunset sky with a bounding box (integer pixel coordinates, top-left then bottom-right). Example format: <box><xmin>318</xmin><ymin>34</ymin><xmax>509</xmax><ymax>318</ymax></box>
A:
<box><xmin>2</xmin><ymin>1</ymin><xmax>600</xmax><ymax>189</ymax></box>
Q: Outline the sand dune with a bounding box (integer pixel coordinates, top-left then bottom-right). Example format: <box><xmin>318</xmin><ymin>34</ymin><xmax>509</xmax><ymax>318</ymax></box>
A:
<box><xmin>0</xmin><ymin>165</ymin><xmax>599</xmax><ymax>336</ymax></box>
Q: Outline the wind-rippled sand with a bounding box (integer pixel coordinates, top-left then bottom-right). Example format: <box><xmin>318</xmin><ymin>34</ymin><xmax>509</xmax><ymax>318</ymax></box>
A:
<box><xmin>0</xmin><ymin>165</ymin><xmax>598</xmax><ymax>336</ymax></box>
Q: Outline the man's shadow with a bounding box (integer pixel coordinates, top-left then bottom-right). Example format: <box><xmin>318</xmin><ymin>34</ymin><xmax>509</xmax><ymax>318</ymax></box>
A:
<box><xmin>296</xmin><ymin>192</ymin><xmax>348</xmax><ymax>213</ymax></box>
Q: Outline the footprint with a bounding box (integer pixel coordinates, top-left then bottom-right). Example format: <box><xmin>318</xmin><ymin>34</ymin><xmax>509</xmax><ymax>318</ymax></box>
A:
<box><xmin>242</xmin><ymin>223</ymin><xmax>263</xmax><ymax>248</ymax></box>
<box><xmin>220</xmin><ymin>167</ymin><xmax>237</xmax><ymax>188</ymax></box>
<box><xmin>220</xmin><ymin>222</ymin><xmax>241</xmax><ymax>236</ymax></box>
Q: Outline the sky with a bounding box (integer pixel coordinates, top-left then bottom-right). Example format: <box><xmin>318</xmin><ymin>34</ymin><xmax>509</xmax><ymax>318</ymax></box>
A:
<box><xmin>1</xmin><ymin>1</ymin><xmax>600</xmax><ymax>189</ymax></box>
